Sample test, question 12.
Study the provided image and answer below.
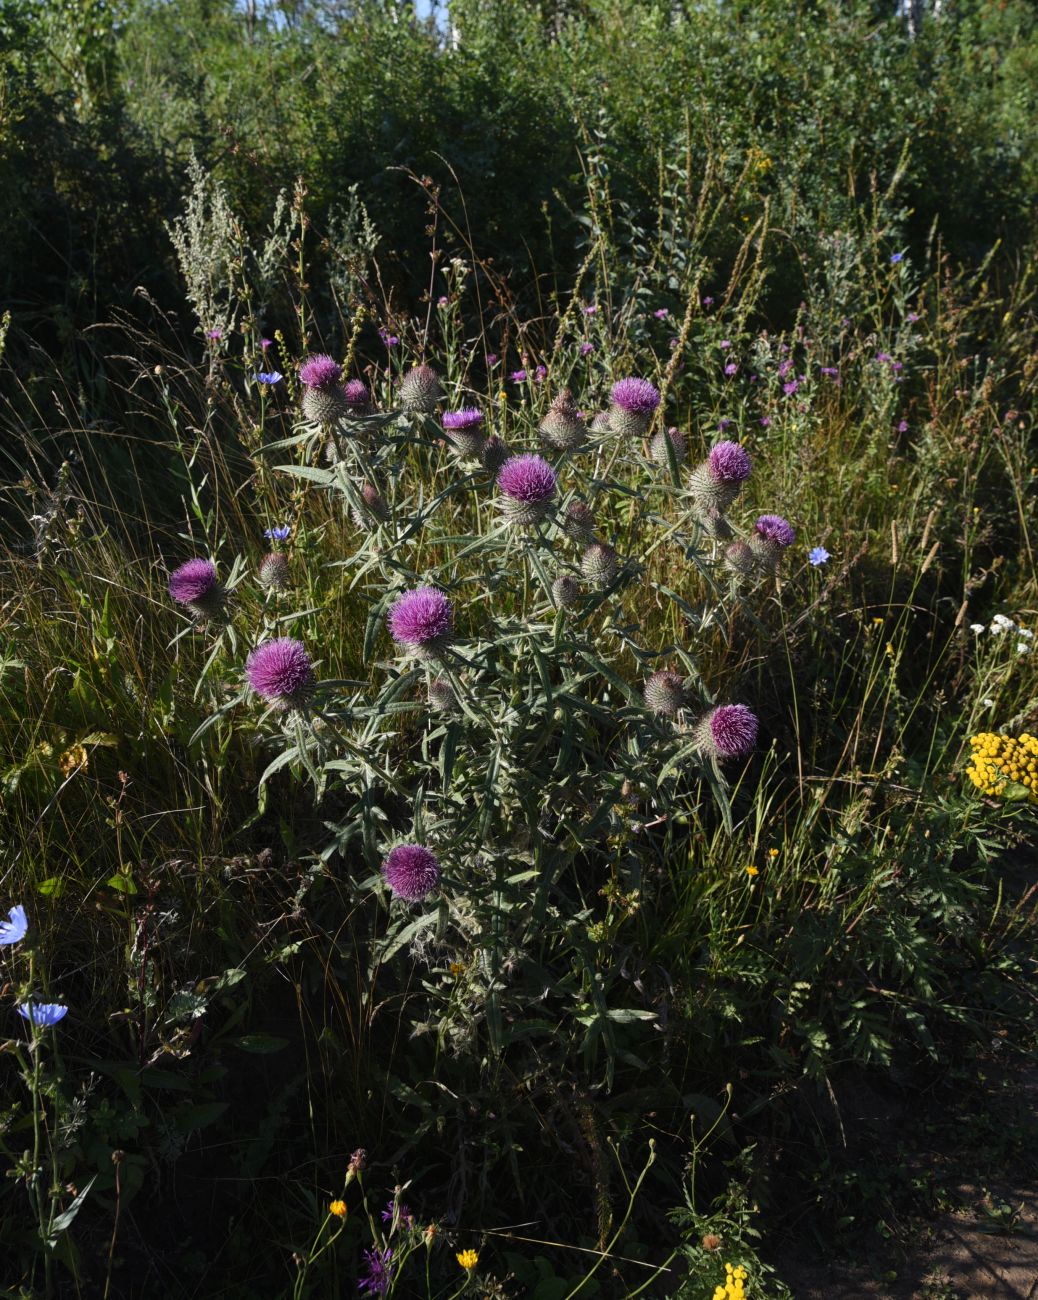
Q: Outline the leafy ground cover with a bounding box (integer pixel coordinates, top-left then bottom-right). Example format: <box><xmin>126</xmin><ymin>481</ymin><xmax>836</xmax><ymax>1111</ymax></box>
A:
<box><xmin>1</xmin><ymin>2</ymin><xmax>1037</xmax><ymax>1297</ymax></box>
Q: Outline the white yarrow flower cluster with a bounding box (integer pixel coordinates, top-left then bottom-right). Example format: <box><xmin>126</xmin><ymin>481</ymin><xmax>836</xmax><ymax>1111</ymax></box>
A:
<box><xmin>973</xmin><ymin>613</ymin><xmax>1035</xmax><ymax>653</ymax></box>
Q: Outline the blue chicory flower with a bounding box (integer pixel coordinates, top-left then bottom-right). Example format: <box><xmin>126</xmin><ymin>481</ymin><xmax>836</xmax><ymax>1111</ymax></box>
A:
<box><xmin>808</xmin><ymin>547</ymin><xmax>831</xmax><ymax>567</ymax></box>
<box><xmin>19</xmin><ymin>1002</ymin><xmax>68</xmax><ymax>1028</ymax></box>
<box><xmin>255</xmin><ymin>371</ymin><xmax>283</xmax><ymax>385</ymax></box>
<box><xmin>264</xmin><ymin>525</ymin><xmax>291</xmax><ymax>542</ymax></box>
<box><xmin>0</xmin><ymin>904</ymin><xmax>27</xmax><ymax>946</ymax></box>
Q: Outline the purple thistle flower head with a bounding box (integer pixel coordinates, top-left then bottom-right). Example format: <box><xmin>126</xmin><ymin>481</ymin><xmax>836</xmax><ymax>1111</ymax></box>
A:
<box><xmin>245</xmin><ymin>637</ymin><xmax>315</xmax><ymax>708</ymax></box>
<box><xmin>260</xmin><ymin>337</ymin><xmax>273</xmax><ymax>350</ymax></box>
<box><xmin>343</xmin><ymin>379</ymin><xmax>370</xmax><ymax>409</ymax></box>
<box><xmin>381</xmin><ymin>1200</ymin><xmax>414</xmax><ymax>1230</ymax></box>
<box><xmin>759</xmin><ymin>416</ymin><xmax>771</xmax><ymax>428</ymax></box>
<box><xmin>653</xmin><ymin>307</ymin><xmax>669</xmax><ymax>319</ymax></box>
<box><xmin>509</xmin><ymin>368</ymin><xmax>528</xmax><ymax>383</ymax></box>
<box><xmin>754</xmin><ymin>514</ymin><xmax>796</xmax><ymax>548</ymax></box>
<box><xmin>169</xmin><ymin>558</ymin><xmax>217</xmax><ymax>606</ymax></box>
<box><xmin>388</xmin><ymin>587</ymin><xmax>454</xmax><ymax>657</ymax></box>
<box><xmin>897</xmin><ymin>419</ymin><xmax>909</xmax><ymax>433</ymax></box>
<box><xmin>0</xmin><ymin>904</ymin><xmax>28</xmax><ymax>946</ymax></box>
<box><xmin>442</xmin><ymin>408</ymin><xmax>483</xmax><ymax>432</ymax></box>
<box><xmin>579</xmin><ymin>341</ymin><xmax>595</xmax><ymax>357</ymax></box>
<box><xmin>299</xmin><ymin>353</ymin><xmax>341</xmax><ymax>390</ymax></box>
<box><xmin>19</xmin><ymin>1001</ymin><xmax>68</xmax><ymax>1028</ymax></box>
<box><xmin>701</xmin><ymin>704</ymin><xmax>759</xmax><ymax>760</ymax></box>
<box><xmin>783</xmin><ymin>380</ymin><xmax>799</xmax><ymax>396</ymax></box>
<box><xmin>497</xmin><ymin>455</ymin><xmax>557</xmax><ymax>525</ymax></box>
<box><xmin>724</xmin><ymin>363</ymin><xmax>738</xmax><ymax>377</ymax></box>
<box><xmin>708</xmin><ymin>441</ymin><xmax>752</xmax><ymax>484</ymax></box>
<box><xmin>359</xmin><ymin>1246</ymin><xmax>394</xmax><ymax>1297</ymax></box>
<box><xmin>702</xmin><ymin>296</ymin><xmax>714</xmax><ymax>307</ymax></box>
<box><xmin>820</xmin><ymin>366</ymin><xmax>839</xmax><ymax>379</ymax></box>
<box><xmin>610</xmin><ymin>377</ymin><xmax>660</xmax><ymax>415</ymax></box>
<box><xmin>383</xmin><ymin>844</ymin><xmax>441</xmax><ymax>902</ymax></box>
<box><xmin>205</xmin><ymin>328</ymin><xmax>223</xmax><ymax>341</ymax></box>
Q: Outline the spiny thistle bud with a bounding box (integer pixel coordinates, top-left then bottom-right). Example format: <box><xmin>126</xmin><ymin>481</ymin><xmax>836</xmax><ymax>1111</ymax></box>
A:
<box><xmin>442</xmin><ymin>408</ymin><xmax>485</xmax><ymax>458</ymax></box>
<box><xmin>245</xmin><ymin>637</ymin><xmax>315</xmax><ymax>710</ymax></box>
<box><xmin>497</xmin><ymin>454</ymin><xmax>557</xmax><ymax>525</ymax></box>
<box><xmin>590</xmin><ymin>411</ymin><xmax>613</xmax><ymax>434</ymax></box>
<box><xmin>552</xmin><ymin>574</ymin><xmax>581</xmax><ymax>608</ymax></box>
<box><xmin>695</xmin><ymin>704</ymin><xmax>759</xmax><ymax>761</ymax></box>
<box><xmin>399</xmin><ymin>364</ymin><xmax>442</xmax><ymax>414</ymax></box>
<box><xmin>701</xmin><ymin>509</ymin><xmax>734</xmax><ymax>540</ymax></box>
<box><xmin>581</xmin><ymin>541</ymin><xmax>619</xmax><ymax>586</ymax></box>
<box><xmin>168</xmin><ymin>558</ymin><xmax>224</xmax><ymax>620</ymax></box>
<box><xmin>299</xmin><ymin>353</ymin><xmax>349</xmax><ymax>425</ymax></box>
<box><xmin>748</xmin><ymin>513</ymin><xmax>796</xmax><ymax>572</ymax></box>
<box><xmin>388</xmin><ymin>586</ymin><xmax>454</xmax><ymax>660</ymax></box>
<box><xmin>352</xmin><ymin>481</ymin><xmax>390</xmax><ymax>529</ymax></box>
<box><xmin>608</xmin><ymin>377</ymin><xmax>660</xmax><ymax>437</ymax></box>
<box><xmin>563</xmin><ymin>501</ymin><xmax>596</xmax><ymax>545</ymax></box>
<box><xmin>650</xmin><ymin>426</ymin><xmax>687</xmax><ymax>468</ymax></box>
<box><xmin>644</xmin><ymin>670</ymin><xmax>687</xmax><ymax>717</ymax></box>
<box><xmin>724</xmin><ymin>540</ymin><xmax>756</xmax><ymax>576</ymax></box>
<box><xmin>427</xmin><ymin>677</ymin><xmax>456</xmax><ymax>713</ymax></box>
<box><xmin>688</xmin><ymin>440</ymin><xmax>752</xmax><ymax>514</ymax></box>
<box><xmin>480</xmin><ymin>435</ymin><xmax>509</xmax><ymax>475</ymax></box>
<box><xmin>258</xmin><ymin>551</ymin><xmax>290</xmax><ymax>591</ymax></box>
<box><xmin>343</xmin><ymin>378</ymin><xmax>373</xmax><ymax>416</ymax></box>
<box><xmin>383</xmin><ymin>844</ymin><xmax>441</xmax><ymax>902</ymax></box>
<box><xmin>539</xmin><ymin>390</ymin><xmax>587</xmax><ymax>451</ymax></box>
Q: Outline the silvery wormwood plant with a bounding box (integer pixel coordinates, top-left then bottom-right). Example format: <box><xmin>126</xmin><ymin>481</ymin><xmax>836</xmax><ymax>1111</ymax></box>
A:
<box><xmin>185</xmin><ymin>360</ymin><xmax>793</xmax><ymax>1083</ymax></box>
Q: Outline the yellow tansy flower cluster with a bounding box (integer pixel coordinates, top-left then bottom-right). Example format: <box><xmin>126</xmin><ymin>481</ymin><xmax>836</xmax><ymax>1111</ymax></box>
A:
<box><xmin>456</xmin><ymin>1248</ymin><xmax>479</xmax><ymax>1270</ymax></box>
<box><xmin>713</xmin><ymin>1262</ymin><xmax>748</xmax><ymax>1299</ymax></box>
<box><xmin>966</xmin><ymin>732</ymin><xmax>1038</xmax><ymax>800</ymax></box>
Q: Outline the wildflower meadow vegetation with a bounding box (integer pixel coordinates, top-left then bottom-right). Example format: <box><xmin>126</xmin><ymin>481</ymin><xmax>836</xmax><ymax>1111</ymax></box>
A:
<box><xmin>2</xmin><ymin>0</ymin><xmax>1038</xmax><ymax>1296</ymax></box>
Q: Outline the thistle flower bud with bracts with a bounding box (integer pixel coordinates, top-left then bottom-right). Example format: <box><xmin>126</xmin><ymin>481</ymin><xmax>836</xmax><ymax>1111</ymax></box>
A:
<box><xmin>644</xmin><ymin>670</ymin><xmax>687</xmax><ymax>717</ymax></box>
<box><xmin>562</xmin><ymin>500</ymin><xmax>596</xmax><ymax>545</ymax></box>
<box><xmin>749</xmin><ymin>513</ymin><xmax>796</xmax><ymax>572</ymax></box>
<box><xmin>724</xmin><ymin>539</ymin><xmax>756</xmax><ymax>576</ymax></box>
<box><xmin>695</xmin><ymin>703</ymin><xmax>759</xmax><ymax>761</ymax></box>
<box><xmin>552</xmin><ymin>574</ymin><xmax>581</xmax><ymax>608</ymax></box>
<box><xmin>689</xmin><ymin>440</ymin><xmax>752</xmax><ymax>514</ymax></box>
<box><xmin>427</xmin><ymin>676</ymin><xmax>456</xmax><ymax>713</ymax></box>
<box><xmin>383</xmin><ymin>844</ymin><xmax>441</xmax><ymax>902</ymax></box>
<box><xmin>480</xmin><ymin>435</ymin><xmax>509</xmax><ymax>475</ymax></box>
<box><xmin>590</xmin><ymin>411</ymin><xmax>613</xmax><ymax>434</ymax></box>
<box><xmin>701</xmin><ymin>509</ymin><xmax>734</xmax><ymax>540</ymax></box>
<box><xmin>351</xmin><ymin>481</ymin><xmax>391</xmax><ymax>529</ymax></box>
<box><xmin>539</xmin><ymin>389</ymin><xmax>587</xmax><ymax>451</ymax></box>
<box><xmin>608</xmin><ymin>377</ymin><xmax>660</xmax><ymax>437</ymax></box>
<box><xmin>650</xmin><ymin>426</ymin><xmax>687</xmax><ymax>468</ymax></box>
<box><xmin>497</xmin><ymin>454</ymin><xmax>557</xmax><ymax>525</ymax></box>
<box><xmin>581</xmin><ymin>541</ymin><xmax>619</xmax><ymax>586</ymax></box>
<box><xmin>168</xmin><ymin>558</ymin><xmax>224</xmax><ymax>619</ymax></box>
<box><xmin>442</xmin><ymin>408</ymin><xmax>485</xmax><ymax>457</ymax></box>
<box><xmin>399</xmin><ymin>364</ymin><xmax>442</xmax><ymax>414</ymax></box>
<box><xmin>245</xmin><ymin>637</ymin><xmax>315</xmax><ymax>710</ymax></box>
<box><xmin>343</xmin><ymin>378</ymin><xmax>373</xmax><ymax>416</ymax></box>
<box><xmin>299</xmin><ymin>353</ymin><xmax>349</xmax><ymax>425</ymax></box>
<box><xmin>388</xmin><ymin>586</ymin><xmax>454</xmax><ymax>660</ymax></box>
<box><xmin>258</xmin><ymin>551</ymin><xmax>290</xmax><ymax>591</ymax></box>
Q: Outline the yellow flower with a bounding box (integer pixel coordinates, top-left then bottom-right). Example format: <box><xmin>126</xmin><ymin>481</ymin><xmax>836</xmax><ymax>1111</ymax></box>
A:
<box><xmin>456</xmin><ymin>1248</ymin><xmax>479</xmax><ymax>1270</ymax></box>
<box><xmin>885</xmin><ymin>642</ymin><xmax>895</xmax><ymax>656</ymax></box>
<box><xmin>58</xmin><ymin>744</ymin><xmax>88</xmax><ymax>777</ymax></box>
<box><xmin>745</xmin><ymin>865</ymin><xmax>759</xmax><ymax>877</ymax></box>
<box><xmin>449</xmin><ymin>962</ymin><xmax>466</xmax><ymax>977</ymax></box>
<box><xmin>328</xmin><ymin>1199</ymin><xmax>347</xmax><ymax>1219</ymax></box>
<box><xmin>965</xmin><ymin>731</ymin><xmax>1038</xmax><ymax>801</ymax></box>
<box><xmin>767</xmin><ymin>848</ymin><xmax>779</xmax><ymax>859</ymax></box>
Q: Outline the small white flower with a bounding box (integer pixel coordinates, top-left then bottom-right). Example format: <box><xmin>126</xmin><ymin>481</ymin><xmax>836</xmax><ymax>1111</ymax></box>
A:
<box><xmin>991</xmin><ymin>613</ymin><xmax>1016</xmax><ymax>633</ymax></box>
<box><xmin>1018</xmin><ymin>642</ymin><xmax>1032</xmax><ymax>654</ymax></box>
<box><xmin>982</xmin><ymin>698</ymin><xmax>995</xmax><ymax>707</ymax></box>
<box><xmin>970</xmin><ymin>623</ymin><xmax>985</xmax><ymax>634</ymax></box>
<box><xmin>1018</xmin><ymin>627</ymin><xmax>1034</xmax><ymax>640</ymax></box>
